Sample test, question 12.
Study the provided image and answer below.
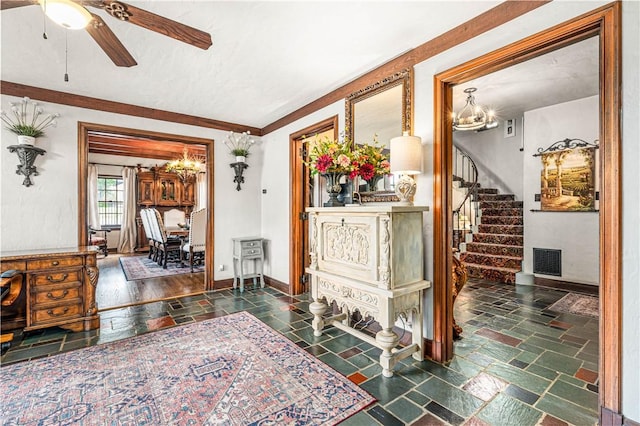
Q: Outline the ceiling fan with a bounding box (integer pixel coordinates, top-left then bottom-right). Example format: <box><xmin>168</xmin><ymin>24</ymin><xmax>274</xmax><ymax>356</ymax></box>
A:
<box><xmin>1</xmin><ymin>0</ymin><xmax>212</xmax><ymax>67</ymax></box>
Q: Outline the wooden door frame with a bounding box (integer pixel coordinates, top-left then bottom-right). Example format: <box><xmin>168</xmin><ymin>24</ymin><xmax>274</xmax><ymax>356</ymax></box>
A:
<box><xmin>433</xmin><ymin>2</ymin><xmax>621</xmax><ymax>420</ymax></box>
<box><xmin>77</xmin><ymin>122</ymin><xmax>217</xmax><ymax>291</ymax></box>
<box><xmin>289</xmin><ymin>115</ymin><xmax>339</xmax><ymax>295</ymax></box>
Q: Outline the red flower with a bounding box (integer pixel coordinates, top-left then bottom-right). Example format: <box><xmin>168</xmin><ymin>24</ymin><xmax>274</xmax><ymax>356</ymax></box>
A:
<box><xmin>359</xmin><ymin>163</ymin><xmax>375</xmax><ymax>180</ymax></box>
<box><xmin>316</xmin><ymin>154</ymin><xmax>333</xmax><ymax>173</ymax></box>
<box><xmin>349</xmin><ymin>162</ymin><xmax>360</xmax><ymax>179</ymax></box>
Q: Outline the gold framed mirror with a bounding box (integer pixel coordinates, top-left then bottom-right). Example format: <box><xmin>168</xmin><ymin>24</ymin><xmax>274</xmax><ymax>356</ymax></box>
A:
<box><xmin>345</xmin><ymin>68</ymin><xmax>413</xmax><ymax>197</ymax></box>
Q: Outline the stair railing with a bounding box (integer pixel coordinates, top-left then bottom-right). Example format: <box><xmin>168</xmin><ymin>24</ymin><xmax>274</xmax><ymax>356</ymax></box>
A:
<box><xmin>452</xmin><ymin>144</ymin><xmax>479</xmax><ymax>249</ymax></box>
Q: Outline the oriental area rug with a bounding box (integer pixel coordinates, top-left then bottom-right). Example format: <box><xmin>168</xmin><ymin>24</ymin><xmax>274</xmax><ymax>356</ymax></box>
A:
<box><xmin>548</xmin><ymin>292</ymin><xmax>599</xmax><ymax>318</ymax></box>
<box><xmin>0</xmin><ymin>312</ymin><xmax>374</xmax><ymax>425</ymax></box>
<box><xmin>119</xmin><ymin>254</ymin><xmax>203</xmax><ymax>280</ymax></box>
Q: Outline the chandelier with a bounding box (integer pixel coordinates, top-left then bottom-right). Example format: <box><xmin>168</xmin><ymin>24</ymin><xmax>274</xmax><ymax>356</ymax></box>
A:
<box><xmin>166</xmin><ymin>148</ymin><xmax>203</xmax><ymax>182</ymax></box>
<box><xmin>452</xmin><ymin>88</ymin><xmax>498</xmax><ymax>132</ymax></box>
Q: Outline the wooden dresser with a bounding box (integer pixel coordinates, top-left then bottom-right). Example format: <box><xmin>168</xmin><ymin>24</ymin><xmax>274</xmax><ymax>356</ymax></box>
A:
<box><xmin>0</xmin><ymin>246</ymin><xmax>100</xmax><ymax>333</ymax></box>
<box><xmin>306</xmin><ymin>205</ymin><xmax>430</xmax><ymax>377</ymax></box>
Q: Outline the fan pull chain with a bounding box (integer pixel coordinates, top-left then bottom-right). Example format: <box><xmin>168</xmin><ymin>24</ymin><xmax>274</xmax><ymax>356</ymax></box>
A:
<box><xmin>42</xmin><ymin>0</ymin><xmax>48</xmax><ymax>39</ymax></box>
<box><xmin>64</xmin><ymin>29</ymin><xmax>69</xmax><ymax>82</ymax></box>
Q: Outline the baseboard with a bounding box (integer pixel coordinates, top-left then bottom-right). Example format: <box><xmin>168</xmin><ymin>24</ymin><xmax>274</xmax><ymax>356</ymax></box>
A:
<box><xmin>534</xmin><ymin>276</ymin><xmax>599</xmax><ymax>295</ymax></box>
<box><xmin>601</xmin><ymin>407</ymin><xmax>624</xmax><ymax>426</ymax></box>
<box><xmin>212</xmin><ymin>278</ymin><xmax>234</xmax><ymax>290</ymax></box>
<box><xmin>624</xmin><ymin>416</ymin><xmax>640</xmax><ymax>426</ymax></box>
<box><xmin>423</xmin><ymin>337</ymin><xmax>433</xmax><ymax>359</ymax></box>
<box><xmin>264</xmin><ymin>276</ymin><xmax>290</xmax><ymax>294</ymax></box>
<box><xmin>212</xmin><ymin>276</ymin><xmax>290</xmax><ymax>294</ymax></box>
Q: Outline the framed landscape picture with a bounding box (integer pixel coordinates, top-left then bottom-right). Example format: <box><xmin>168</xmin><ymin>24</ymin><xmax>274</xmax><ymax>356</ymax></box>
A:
<box><xmin>539</xmin><ymin>146</ymin><xmax>596</xmax><ymax>212</ymax></box>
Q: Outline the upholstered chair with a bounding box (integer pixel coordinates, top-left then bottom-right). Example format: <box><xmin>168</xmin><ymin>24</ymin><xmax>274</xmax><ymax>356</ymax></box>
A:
<box><xmin>181</xmin><ymin>208</ymin><xmax>206</xmax><ymax>272</ymax></box>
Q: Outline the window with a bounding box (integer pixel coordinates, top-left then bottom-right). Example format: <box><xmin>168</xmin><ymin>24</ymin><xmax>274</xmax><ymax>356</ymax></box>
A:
<box><xmin>97</xmin><ymin>176</ymin><xmax>124</xmax><ymax>226</ymax></box>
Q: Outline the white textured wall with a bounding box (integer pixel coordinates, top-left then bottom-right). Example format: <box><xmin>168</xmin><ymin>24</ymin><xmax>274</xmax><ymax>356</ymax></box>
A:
<box><xmin>522</xmin><ymin>96</ymin><xmax>599</xmax><ymax>285</ymax></box>
<box><xmin>454</xmin><ymin>118</ymin><xmax>525</xmax><ymax>200</ymax></box>
<box><xmin>259</xmin><ymin>101</ymin><xmax>344</xmax><ymax>282</ymax></box>
<box><xmin>621</xmin><ymin>0</ymin><xmax>640</xmax><ymax>420</ymax></box>
<box><xmin>0</xmin><ymin>96</ymin><xmax>263</xmax><ymax>281</ymax></box>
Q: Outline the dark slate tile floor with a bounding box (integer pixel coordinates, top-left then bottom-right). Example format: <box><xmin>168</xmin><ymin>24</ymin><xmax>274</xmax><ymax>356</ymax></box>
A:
<box><xmin>1</xmin><ymin>279</ymin><xmax>599</xmax><ymax>425</ymax></box>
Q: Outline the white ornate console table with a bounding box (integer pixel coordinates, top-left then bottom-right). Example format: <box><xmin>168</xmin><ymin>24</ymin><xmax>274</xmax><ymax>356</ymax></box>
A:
<box><xmin>306</xmin><ymin>205</ymin><xmax>430</xmax><ymax>377</ymax></box>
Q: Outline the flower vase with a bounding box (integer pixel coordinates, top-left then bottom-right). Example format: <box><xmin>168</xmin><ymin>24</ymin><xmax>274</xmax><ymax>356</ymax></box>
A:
<box><xmin>17</xmin><ymin>135</ymin><xmax>36</xmax><ymax>145</ymax></box>
<box><xmin>321</xmin><ymin>172</ymin><xmax>345</xmax><ymax>207</ymax></box>
<box><xmin>365</xmin><ymin>174</ymin><xmax>383</xmax><ymax>192</ymax></box>
<box><xmin>235</xmin><ymin>155</ymin><xmax>246</xmax><ymax>163</ymax></box>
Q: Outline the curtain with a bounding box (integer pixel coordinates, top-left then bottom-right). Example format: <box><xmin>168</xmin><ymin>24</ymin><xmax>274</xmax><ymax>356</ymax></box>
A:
<box><xmin>87</xmin><ymin>164</ymin><xmax>100</xmax><ymax>230</ymax></box>
<box><xmin>117</xmin><ymin>167</ymin><xmax>138</xmax><ymax>253</ymax></box>
<box><xmin>196</xmin><ymin>171</ymin><xmax>207</xmax><ymax>211</ymax></box>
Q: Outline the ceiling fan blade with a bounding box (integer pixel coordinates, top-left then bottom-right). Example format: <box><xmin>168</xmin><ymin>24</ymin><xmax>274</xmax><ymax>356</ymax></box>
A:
<box><xmin>1</xmin><ymin>0</ymin><xmax>37</xmax><ymax>11</ymax></box>
<box><xmin>85</xmin><ymin>13</ymin><xmax>137</xmax><ymax>67</ymax></box>
<box><xmin>92</xmin><ymin>1</ymin><xmax>212</xmax><ymax>50</ymax></box>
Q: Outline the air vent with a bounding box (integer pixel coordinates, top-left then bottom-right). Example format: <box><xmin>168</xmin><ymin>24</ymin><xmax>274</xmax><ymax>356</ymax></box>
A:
<box><xmin>533</xmin><ymin>248</ymin><xmax>562</xmax><ymax>276</ymax></box>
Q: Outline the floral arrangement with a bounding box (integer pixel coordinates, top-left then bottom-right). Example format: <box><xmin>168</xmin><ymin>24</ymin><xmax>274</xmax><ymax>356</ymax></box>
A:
<box><xmin>304</xmin><ymin>135</ymin><xmax>355</xmax><ymax>176</ymax></box>
<box><xmin>351</xmin><ymin>137</ymin><xmax>390</xmax><ymax>181</ymax></box>
<box><xmin>1</xmin><ymin>97</ymin><xmax>60</xmax><ymax>138</ymax></box>
<box><xmin>224</xmin><ymin>131</ymin><xmax>255</xmax><ymax>158</ymax></box>
<box><xmin>304</xmin><ymin>134</ymin><xmax>390</xmax><ymax>181</ymax></box>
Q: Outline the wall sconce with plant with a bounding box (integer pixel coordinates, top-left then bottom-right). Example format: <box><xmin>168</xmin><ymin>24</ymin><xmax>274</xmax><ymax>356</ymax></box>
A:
<box><xmin>2</xmin><ymin>97</ymin><xmax>60</xmax><ymax>187</ymax></box>
<box><xmin>224</xmin><ymin>131</ymin><xmax>255</xmax><ymax>191</ymax></box>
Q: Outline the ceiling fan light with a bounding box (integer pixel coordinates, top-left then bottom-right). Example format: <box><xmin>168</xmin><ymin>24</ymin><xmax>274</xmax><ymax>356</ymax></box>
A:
<box><xmin>41</xmin><ymin>0</ymin><xmax>92</xmax><ymax>30</ymax></box>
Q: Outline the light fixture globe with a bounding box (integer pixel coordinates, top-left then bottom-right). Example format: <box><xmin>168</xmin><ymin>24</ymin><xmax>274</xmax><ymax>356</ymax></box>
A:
<box><xmin>452</xmin><ymin>87</ymin><xmax>497</xmax><ymax>132</ymax></box>
<box><xmin>41</xmin><ymin>0</ymin><xmax>93</xmax><ymax>30</ymax></box>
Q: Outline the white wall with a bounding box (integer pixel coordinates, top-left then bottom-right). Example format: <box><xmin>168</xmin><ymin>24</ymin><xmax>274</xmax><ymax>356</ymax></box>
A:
<box><xmin>522</xmin><ymin>96</ymin><xmax>599</xmax><ymax>285</ymax></box>
<box><xmin>454</xmin><ymin>118</ymin><xmax>525</xmax><ymax>200</ymax></box>
<box><xmin>259</xmin><ymin>100</ymin><xmax>344</xmax><ymax>282</ymax></box>
<box><xmin>621</xmin><ymin>0</ymin><xmax>640</xmax><ymax>419</ymax></box>
<box><xmin>0</xmin><ymin>97</ymin><xmax>263</xmax><ymax>281</ymax></box>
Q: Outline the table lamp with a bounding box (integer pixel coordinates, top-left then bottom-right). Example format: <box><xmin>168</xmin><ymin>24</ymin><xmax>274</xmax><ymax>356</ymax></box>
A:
<box><xmin>390</xmin><ymin>132</ymin><xmax>423</xmax><ymax>205</ymax></box>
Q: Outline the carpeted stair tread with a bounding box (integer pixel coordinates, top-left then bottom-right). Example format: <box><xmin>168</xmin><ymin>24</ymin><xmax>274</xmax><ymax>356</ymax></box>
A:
<box><xmin>478</xmin><ymin>200</ymin><xmax>524</xmax><ymax>209</ymax></box>
<box><xmin>465</xmin><ymin>242</ymin><xmax>524</xmax><ymax>257</ymax></box>
<box><xmin>476</xmin><ymin>188</ymin><xmax>499</xmax><ymax>194</ymax></box>
<box><xmin>461</xmin><ymin>252</ymin><xmax>522</xmax><ymax>270</ymax></box>
<box><xmin>462</xmin><ymin>262</ymin><xmax>519</xmax><ymax>284</ymax></box>
<box><xmin>479</xmin><ymin>215</ymin><xmax>524</xmax><ymax>225</ymax></box>
<box><xmin>472</xmin><ymin>233</ymin><xmax>523</xmax><ymax>246</ymax></box>
<box><xmin>480</xmin><ymin>208</ymin><xmax>523</xmax><ymax>217</ymax></box>
<box><xmin>475</xmin><ymin>193</ymin><xmax>515</xmax><ymax>201</ymax></box>
<box><xmin>478</xmin><ymin>224</ymin><xmax>524</xmax><ymax>235</ymax></box>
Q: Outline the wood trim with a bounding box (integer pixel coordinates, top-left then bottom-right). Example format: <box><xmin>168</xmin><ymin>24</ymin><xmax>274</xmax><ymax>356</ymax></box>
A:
<box><xmin>533</xmin><ymin>277</ymin><xmax>599</xmax><ymax>296</ymax></box>
<box><xmin>600</xmin><ymin>407</ymin><xmax>623</xmax><ymax>426</ymax></box>
<box><xmin>1</xmin><ymin>81</ymin><xmax>261</xmax><ymax>136</ymax></box>
<box><xmin>624</xmin><ymin>416</ymin><xmax>640</xmax><ymax>426</ymax></box>
<box><xmin>264</xmin><ymin>275</ymin><xmax>289</xmax><ymax>295</ymax></box>
<box><xmin>212</xmin><ymin>278</ymin><xmax>234</xmax><ymax>290</ymax></box>
<box><xmin>261</xmin><ymin>1</ymin><xmax>550</xmax><ymax>135</ymax></box>
<box><xmin>77</xmin><ymin>122</ymin><xmax>216</xmax><ymax>291</ymax></box>
<box><xmin>289</xmin><ymin>116</ymin><xmax>339</xmax><ymax>295</ymax></box>
<box><xmin>433</xmin><ymin>1</ymin><xmax>622</xmax><ymax>420</ymax></box>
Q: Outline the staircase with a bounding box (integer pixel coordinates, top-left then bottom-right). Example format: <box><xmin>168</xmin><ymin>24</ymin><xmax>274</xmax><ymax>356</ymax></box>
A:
<box><xmin>460</xmin><ymin>189</ymin><xmax>523</xmax><ymax>283</ymax></box>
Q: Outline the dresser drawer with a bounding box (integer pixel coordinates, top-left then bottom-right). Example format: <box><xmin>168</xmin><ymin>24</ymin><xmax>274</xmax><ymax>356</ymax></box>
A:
<box><xmin>32</xmin><ymin>303</ymin><xmax>82</xmax><ymax>324</ymax></box>
<box><xmin>30</xmin><ymin>269</ymin><xmax>82</xmax><ymax>287</ymax></box>
<box><xmin>241</xmin><ymin>240</ymin><xmax>262</xmax><ymax>249</ymax></box>
<box><xmin>27</xmin><ymin>256</ymin><xmax>83</xmax><ymax>270</ymax></box>
<box><xmin>242</xmin><ymin>247</ymin><xmax>262</xmax><ymax>257</ymax></box>
<box><xmin>32</xmin><ymin>283</ymin><xmax>82</xmax><ymax>305</ymax></box>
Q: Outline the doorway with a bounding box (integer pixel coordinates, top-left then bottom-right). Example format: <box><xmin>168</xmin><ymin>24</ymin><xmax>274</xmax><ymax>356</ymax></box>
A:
<box><xmin>289</xmin><ymin>116</ymin><xmax>338</xmax><ymax>295</ymax></box>
<box><xmin>77</xmin><ymin>123</ymin><xmax>216</xmax><ymax>298</ymax></box>
<box><xmin>433</xmin><ymin>3</ymin><xmax>621</xmax><ymax>421</ymax></box>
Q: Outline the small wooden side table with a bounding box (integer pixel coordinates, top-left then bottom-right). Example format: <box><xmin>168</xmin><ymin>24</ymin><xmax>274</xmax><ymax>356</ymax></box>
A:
<box><xmin>232</xmin><ymin>237</ymin><xmax>265</xmax><ymax>293</ymax></box>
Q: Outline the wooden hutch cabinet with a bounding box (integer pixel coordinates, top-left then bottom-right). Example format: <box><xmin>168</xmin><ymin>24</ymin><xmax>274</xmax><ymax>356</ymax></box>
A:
<box><xmin>135</xmin><ymin>166</ymin><xmax>196</xmax><ymax>250</ymax></box>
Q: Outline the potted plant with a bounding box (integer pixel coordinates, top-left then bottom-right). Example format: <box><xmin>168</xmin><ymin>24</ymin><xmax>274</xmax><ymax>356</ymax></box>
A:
<box><xmin>224</xmin><ymin>131</ymin><xmax>255</xmax><ymax>163</ymax></box>
<box><xmin>1</xmin><ymin>97</ymin><xmax>60</xmax><ymax>145</ymax></box>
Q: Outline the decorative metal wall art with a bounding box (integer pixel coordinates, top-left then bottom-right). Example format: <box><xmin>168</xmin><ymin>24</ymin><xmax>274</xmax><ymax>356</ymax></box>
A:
<box><xmin>6</xmin><ymin>144</ymin><xmax>46</xmax><ymax>187</ymax></box>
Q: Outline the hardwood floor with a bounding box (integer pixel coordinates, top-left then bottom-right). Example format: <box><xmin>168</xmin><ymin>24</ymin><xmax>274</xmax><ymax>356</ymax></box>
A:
<box><xmin>96</xmin><ymin>253</ymin><xmax>205</xmax><ymax>311</ymax></box>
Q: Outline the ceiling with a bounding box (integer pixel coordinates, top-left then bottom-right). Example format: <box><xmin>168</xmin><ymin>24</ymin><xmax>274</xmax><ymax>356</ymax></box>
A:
<box><xmin>1</xmin><ymin>1</ymin><xmax>504</xmax><ymax>130</ymax></box>
<box><xmin>1</xmin><ymin>2</ymin><xmax>598</xmax><ymax>134</ymax></box>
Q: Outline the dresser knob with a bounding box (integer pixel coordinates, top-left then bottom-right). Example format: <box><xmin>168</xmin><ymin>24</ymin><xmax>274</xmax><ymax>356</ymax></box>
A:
<box><xmin>46</xmin><ymin>290</ymin><xmax>69</xmax><ymax>300</ymax></box>
<box><xmin>46</xmin><ymin>274</ymin><xmax>68</xmax><ymax>283</ymax></box>
<box><xmin>47</xmin><ymin>307</ymin><xmax>69</xmax><ymax>317</ymax></box>
<box><xmin>52</xmin><ymin>261</ymin><xmax>60</xmax><ymax>266</ymax></box>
